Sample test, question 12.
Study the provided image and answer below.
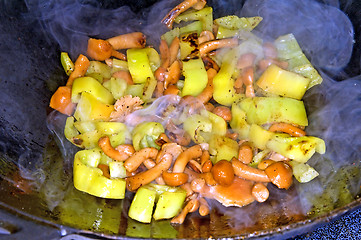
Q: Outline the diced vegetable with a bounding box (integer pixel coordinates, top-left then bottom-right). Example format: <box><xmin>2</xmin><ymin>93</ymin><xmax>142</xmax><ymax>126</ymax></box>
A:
<box><xmin>73</xmin><ymin>92</ymin><xmax>114</xmax><ymax>121</ymax></box>
<box><xmin>256</xmin><ymin>64</ymin><xmax>310</xmax><ymax>100</ymax></box>
<box><xmin>212</xmin><ymin>50</ymin><xmax>241</xmax><ymax>106</ymax></box>
<box><xmin>128</xmin><ymin>186</ymin><xmax>157</xmax><ymax>223</ymax></box>
<box><xmin>132</xmin><ymin>122</ymin><xmax>165</xmax><ymax>151</ymax></box>
<box><xmin>175</xmin><ymin>7</ymin><xmax>213</xmax><ymax>32</ymax></box>
<box><xmin>127</xmin><ymin>48</ymin><xmax>155</xmax><ymax>84</ymax></box>
<box><xmin>274</xmin><ymin>33</ymin><xmax>322</xmax><ymax>88</ymax></box>
<box><xmin>209</xmin><ymin>135</ymin><xmax>239</xmax><ymax>163</ymax></box>
<box><xmin>239</xmin><ymin>97</ymin><xmax>309</xmax><ymax>126</ymax></box>
<box><xmin>267</xmin><ymin>133</ymin><xmax>326</xmax><ymax>163</ymax></box>
<box><xmin>61</xmin><ymin>52</ymin><xmax>74</xmax><ymax>76</ymax></box>
<box><xmin>248</xmin><ymin>124</ymin><xmax>274</xmax><ymax>150</ymax></box>
<box><xmin>183</xmin><ymin>114</ymin><xmax>213</xmax><ymax>144</ymax></box>
<box><xmin>181</xmin><ymin>58</ymin><xmax>208</xmax><ymax>96</ymax></box>
<box><xmin>73</xmin><ymin>149</ymin><xmax>126</xmax><ymax>199</ymax></box>
<box><xmin>289</xmin><ymin>161</ymin><xmax>319</xmax><ymax>183</ymax></box>
<box><xmin>128</xmin><ymin>184</ymin><xmax>186</xmax><ymax>223</ymax></box>
<box><xmin>71</xmin><ymin>76</ymin><xmax>114</xmax><ymax>104</ymax></box>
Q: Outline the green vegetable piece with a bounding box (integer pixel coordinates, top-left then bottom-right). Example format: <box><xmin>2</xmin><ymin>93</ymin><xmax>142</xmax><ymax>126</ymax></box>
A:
<box><xmin>86</xmin><ymin>61</ymin><xmax>111</xmax><ymax>82</ymax></box>
<box><xmin>289</xmin><ymin>161</ymin><xmax>319</xmax><ymax>183</ymax></box>
<box><xmin>142</xmin><ymin>76</ymin><xmax>157</xmax><ymax>102</ymax></box>
<box><xmin>127</xmin><ymin>48</ymin><xmax>155</xmax><ymax>84</ymax></box>
<box><xmin>249</xmin><ymin>149</ymin><xmax>271</xmax><ymax>168</ymax></box>
<box><xmin>73</xmin><ymin>92</ymin><xmax>114</xmax><ymax>122</ymax></box>
<box><xmin>71</xmin><ymin>76</ymin><xmax>114</xmax><ymax>104</ymax></box>
<box><xmin>215</xmin><ymin>15</ymin><xmax>263</xmax><ymax>30</ymax></box>
<box><xmin>183</xmin><ymin>114</ymin><xmax>213</xmax><ymax>144</ymax></box>
<box><xmin>274</xmin><ymin>33</ymin><xmax>304</xmax><ymax>60</ymax></box>
<box><xmin>274</xmin><ymin>33</ymin><xmax>323</xmax><ymax>88</ymax></box>
<box><xmin>144</xmin><ymin>47</ymin><xmax>161</xmax><ymax>72</ymax></box>
<box><xmin>132</xmin><ymin>122</ymin><xmax>165</xmax><ymax>151</ymax></box>
<box><xmin>109</xmin><ymin>161</ymin><xmax>127</xmax><ymax>179</ymax></box>
<box><xmin>64</xmin><ymin>116</ymin><xmax>79</xmax><ymax>141</ymax></box>
<box><xmin>292</xmin><ymin>63</ymin><xmax>323</xmax><ymax>89</ymax></box>
<box><xmin>267</xmin><ymin>133</ymin><xmax>326</xmax><ymax>163</ymax></box>
<box><xmin>206</xmin><ymin>110</ymin><xmax>227</xmax><ymax>136</ymax></box>
<box><xmin>161</xmin><ymin>28</ymin><xmax>180</xmax><ymax>46</ymax></box>
<box><xmin>110</xmin><ymin>59</ymin><xmax>128</xmax><ymax>74</ymax></box>
<box><xmin>125</xmin><ymin>84</ymin><xmax>144</xmax><ymax>98</ymax></box>
<box><xmin>181</xmin><ymin>58</ymin><xmax>208</xmax><ymax>96</ymax></box>
<box><xmin>128</xmin><ymin>186</ymin><xmax>157</xmax><ymax>223</ymax></box>
<box><xmin>256</xmin><ymin>64</ymin><xmax>310</xmax><ymax>100</ymax></box>
<box><xmin>179</xmin><ymin>21</ymin><xmax>203</xmax><ymax>36</ymax></box>
<box><xmin>212</xmin><ymin>49</ymin><xmax>241</xmax><ymax>106</ymax></box>
<box><xmin>179</xmin><ymin>32</ymin><xmax>199</xmax><ymax>60</ymax></box>
<box><xmin>248</xmin><ymin>124</ymin><xmax>274</xmax><ymax>150</ymax></box>
<box><xmin>71</xmin><ymin>130</ymin><xmax>102</xmax><ymax>149</ymax></box>
<box><xmin>153</xmin><ymin>190</ymin><xmax>186</xmax><ymax>220</ymax></box>
<box><xmin>230</xmin><ymin>102</ymin><xmax>250</xmax><ymax>139</ymax></box>
<box><xmin>175</xmin><ymin>7</ymin><xmax>213</xmax><ymax>32</ymax></box>
<box><xmin>209</xmin><ymin>135</ymin><xmax>239</xmax><ymax>163</ymax></box>
<box><xmin>103</xmin><ymin>77</ymin><xmax>128</xmax><ymax>100</ymax></box>
<box><xmin>73</xmin><ymin>148</ymin><xmax>126</xmax><ymax>199</ymax></box>
<box><xmin>73</xmin><ymin>121</ymin><xmax>97</xmax><ymax>134</ymax></box>
<box><xmin>60</xmin><ymin>52</ymin><xmax>74</xmax><ymax>76</ymax></box>
<box><xmin>239</xmin><ymin>97</ymin><xmax>309</xmax><ymax>126</ymax></box>
<box><xmin>95</xmin><ymin>121</ymin><xmax>127</xmax><ymax>135</ymax></box>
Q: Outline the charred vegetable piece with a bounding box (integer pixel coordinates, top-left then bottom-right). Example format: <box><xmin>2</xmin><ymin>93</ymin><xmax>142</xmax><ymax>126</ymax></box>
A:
<box><xmin>267</xmin><ymin>133</ymin><xmax>326</xmax><ymax>163</ymax></box>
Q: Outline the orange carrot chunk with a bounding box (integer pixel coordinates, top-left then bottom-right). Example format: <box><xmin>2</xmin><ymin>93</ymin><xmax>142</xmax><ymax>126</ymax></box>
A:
<box><xmin>49</xmin><ymin>86</ymin><xmax>76</xmax><ymax>116</ymax></box>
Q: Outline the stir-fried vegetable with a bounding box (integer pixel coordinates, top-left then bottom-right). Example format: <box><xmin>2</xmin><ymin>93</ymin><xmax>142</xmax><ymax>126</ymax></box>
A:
<box><xmin>48</xmin><ymin>0</ymin><xmax>326</xmax><ymax>226</ymax></box>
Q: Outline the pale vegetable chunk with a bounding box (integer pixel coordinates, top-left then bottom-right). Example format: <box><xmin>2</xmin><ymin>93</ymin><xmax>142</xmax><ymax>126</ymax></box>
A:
<box><xmin>256</xmin><ymin>64</ymin><xmax>310</xmax><ymax>100</ymax></box>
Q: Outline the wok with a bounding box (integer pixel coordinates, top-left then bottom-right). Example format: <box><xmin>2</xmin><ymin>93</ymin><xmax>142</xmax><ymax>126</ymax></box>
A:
<box><xmin>0</xmin><ymin>0</ymin><xmax>360</xmax><ymax>239</ymax></box>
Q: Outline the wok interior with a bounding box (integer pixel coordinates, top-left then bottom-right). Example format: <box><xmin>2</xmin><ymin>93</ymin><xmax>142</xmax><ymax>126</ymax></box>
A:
<box><xmin>0</xmin><ymin>0</ymin><xmax>361</xmax><ymax>238</ymax></box>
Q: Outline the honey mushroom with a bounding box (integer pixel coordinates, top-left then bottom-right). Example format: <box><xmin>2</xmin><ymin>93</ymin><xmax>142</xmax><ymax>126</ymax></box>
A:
<box><xmin>98</xmin><ymin>136</ymin><xmax>134</xmax><ymax>162</ymax></box>
<box><xmin>172</xmin><ymin>145</ymin><xmax>203</xmax><ymax>173</ymax></box>
<box><xmin>126</xmin><ymin>153</ymin><xmax>173</xmax><ymax>191</ymax></box>
<box><xmin>123</xmin><ymin>147</ymin><xmax>159</xmax><ymax>172</ymax></box>
<box><xmin>199</xmin><ymin>38</ymin><xmax>239</xmax><ymax>57</ymax></box>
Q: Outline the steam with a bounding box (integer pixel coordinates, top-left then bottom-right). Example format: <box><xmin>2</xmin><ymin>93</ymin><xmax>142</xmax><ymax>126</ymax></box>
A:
<box><xmin>18</xmin><ymin>0</ymin><xmax>361</xmax><ymax>234</ymax></box>
<box><xmin>240</xmin><ymin>0</ymin><xmax>354</xmax><ymax>72</ymax></box>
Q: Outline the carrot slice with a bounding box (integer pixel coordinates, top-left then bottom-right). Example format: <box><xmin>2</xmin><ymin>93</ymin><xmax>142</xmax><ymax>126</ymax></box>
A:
<box><xmin>66</xmin><ymin>54</ymin><xmax>90</xmax><ymax>86</ymax></box>
<box><xmin>49</xmin><ymin>86</ymin><xmax>75</xmax><ymax>116</ymax></box>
